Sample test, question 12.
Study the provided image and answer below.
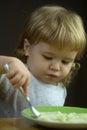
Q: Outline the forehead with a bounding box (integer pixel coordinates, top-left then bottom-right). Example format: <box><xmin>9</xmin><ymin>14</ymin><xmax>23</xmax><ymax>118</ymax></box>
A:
<box><xmin>32</xmin><ymin>42</ymin><xmax>77</xmax><ymax>58</ymax></box>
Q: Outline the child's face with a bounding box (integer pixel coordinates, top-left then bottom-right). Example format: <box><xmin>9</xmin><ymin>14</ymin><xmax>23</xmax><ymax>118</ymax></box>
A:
<box><xmin>24</xmin><ymin>40</ymin><xmax>77</xmax><ymax>85</ymax></box>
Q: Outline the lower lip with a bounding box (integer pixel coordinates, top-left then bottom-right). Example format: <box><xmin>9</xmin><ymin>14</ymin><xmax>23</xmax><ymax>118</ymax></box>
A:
<box><xmin>48</xmin><ymin>74</ymin><xmax>58</xmax><ymax>78</ymax></box>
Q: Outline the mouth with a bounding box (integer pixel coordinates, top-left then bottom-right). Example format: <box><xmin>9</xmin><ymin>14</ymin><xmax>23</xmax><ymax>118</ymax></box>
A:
<box><xmin>47</xmin><ymin>74</ymin><xmax>58</xmax><ymax>78</ymax></box>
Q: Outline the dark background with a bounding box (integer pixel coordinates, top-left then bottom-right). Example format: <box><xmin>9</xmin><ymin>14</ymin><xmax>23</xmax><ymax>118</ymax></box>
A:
<box><xmin>0</xmin><ymin>0</ymin><xmax>87</xmax><ymax>108</ymax></box>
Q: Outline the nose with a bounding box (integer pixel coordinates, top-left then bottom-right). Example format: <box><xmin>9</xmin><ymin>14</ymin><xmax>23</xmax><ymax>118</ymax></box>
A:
<box><xmin>49</xmin><ymin>62</ymin><xmax>61</xmax><ymax>71</ymax></box>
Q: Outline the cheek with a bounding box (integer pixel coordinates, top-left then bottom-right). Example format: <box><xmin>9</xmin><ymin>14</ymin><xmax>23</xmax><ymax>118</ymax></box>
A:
<box><xmin>63</xmin><ymin>65</ymin><xmax>72</xmax><ymax>76</ymax></box>
<box><xmin>28</xmin><ymin>56</ymin><xmax>45</xmax><ymax>72</ymax></box>
<box><xmin>28</xmin><ymin>52</ymin><xmax>49</xmax><ymax>73</ymax></box>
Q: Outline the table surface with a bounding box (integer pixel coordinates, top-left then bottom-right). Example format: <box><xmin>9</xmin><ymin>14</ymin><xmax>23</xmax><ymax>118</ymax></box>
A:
<box><xmin>0</xmin><ymin>117</ymin><xmax>49</xmax><ymax>130</ymax></box>
<box><xmin>0</xmin><ymin>117</ymin><xmax>85</xmax><ymax>130</ymax></box>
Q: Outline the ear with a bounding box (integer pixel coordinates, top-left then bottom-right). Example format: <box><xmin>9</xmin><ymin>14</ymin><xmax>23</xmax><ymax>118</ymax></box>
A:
<box><xmin>24</xmin><ymin>38</ymin><xmax>31</xmax><ymax>56</ymax></box>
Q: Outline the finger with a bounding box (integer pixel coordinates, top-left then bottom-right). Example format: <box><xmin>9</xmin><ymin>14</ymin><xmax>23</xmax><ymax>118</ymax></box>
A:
<box><xmin>6</xmin><ymin>70</ymin><xmax>16</xmax><ymax>79</ymax></box>
<box><xmin>11</xmin><ymin>76</ymin><xmax>26</xmax><ymax>88</ymax></box>
<box><xmin>8</xmin><ymin>73</ymin><xmax>23</xmax><ymax>85</ymax></box>
<box><xmin>22</xmin><ymin>78</ymin><xmax>30</xmax><ymax>97</ymax></box>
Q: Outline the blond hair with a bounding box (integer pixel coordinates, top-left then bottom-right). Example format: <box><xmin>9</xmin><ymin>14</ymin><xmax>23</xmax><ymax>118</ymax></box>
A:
<box><xmin>15</xmin><ymin>5</ymin><xmax>86</xmax><ymax>61</ymax></box>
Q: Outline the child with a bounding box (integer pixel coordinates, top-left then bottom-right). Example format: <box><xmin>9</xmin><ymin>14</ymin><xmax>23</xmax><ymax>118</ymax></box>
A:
<box><xmin>0</xmin><ymin>5</ymin><xmax>86</xmax><ymax>117</ymax></box>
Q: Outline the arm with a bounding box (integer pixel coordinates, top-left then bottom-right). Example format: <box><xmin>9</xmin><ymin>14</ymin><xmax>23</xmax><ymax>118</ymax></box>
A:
<box><xmin>0</xmin><ymin>56</ymin><xmax>30</xmax><ymax>96</ymax></box>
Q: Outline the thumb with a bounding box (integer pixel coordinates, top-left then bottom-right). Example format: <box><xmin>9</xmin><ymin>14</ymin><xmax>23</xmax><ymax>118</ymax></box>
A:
<box><xmin>22</xmin><ymin>85</ymin><xmax>29</xmax><ymax>97</ymax></box>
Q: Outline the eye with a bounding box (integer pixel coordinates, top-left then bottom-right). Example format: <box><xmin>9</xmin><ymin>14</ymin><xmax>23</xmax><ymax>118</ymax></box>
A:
<box><xmin>42</xmin><ymin>55</ymin><xmax>52</xmax><ymax>60</ymax></box>
<box><xmin>62</xmin><ymin>60</ymin><xmax>71</xmax><ymax>65</ymax></box>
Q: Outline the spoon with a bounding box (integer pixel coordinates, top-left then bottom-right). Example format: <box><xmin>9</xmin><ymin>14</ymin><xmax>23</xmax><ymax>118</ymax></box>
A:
<box><xmin>4</xmin><ymin>63</ymin><xmax>40</xmax><ymax>117</ymax></box>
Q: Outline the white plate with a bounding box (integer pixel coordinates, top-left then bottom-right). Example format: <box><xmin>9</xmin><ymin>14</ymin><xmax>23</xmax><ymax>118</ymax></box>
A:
<box><xmin>21</xmin><ymin>106</ymin><xmax>87</xmax><ymax>129</ymax></box>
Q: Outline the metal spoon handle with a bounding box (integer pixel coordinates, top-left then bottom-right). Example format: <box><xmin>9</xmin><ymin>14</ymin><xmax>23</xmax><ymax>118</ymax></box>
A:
<box><xmin>18</xmin><ymin>87</ymin><xmax>32</xmax><ymax>107</ymax></box>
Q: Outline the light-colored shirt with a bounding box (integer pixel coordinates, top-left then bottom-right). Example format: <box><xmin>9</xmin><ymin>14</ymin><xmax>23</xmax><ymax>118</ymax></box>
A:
<box><xmin>29</xmin><ymin>72</ymin><xmax>67</xmax><ymax>106</ymax></box>
<box><xmin>0</xmin><ymin>72</ymin><xmax>67</xmax><ymax>117</ymax></box>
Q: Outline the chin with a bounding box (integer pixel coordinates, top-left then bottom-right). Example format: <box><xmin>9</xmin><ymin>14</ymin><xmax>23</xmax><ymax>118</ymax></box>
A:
<box><xmin>45</xmin><ymin>81</ymin><xmax>58</xmax><ymax>85</ymax></box>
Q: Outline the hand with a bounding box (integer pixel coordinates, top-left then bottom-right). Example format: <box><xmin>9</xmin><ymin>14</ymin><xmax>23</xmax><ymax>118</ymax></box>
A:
<box><xmin>4</xmin><ymin>58</ymin><xmax>30</xmax><ymax>96</ymax></box>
